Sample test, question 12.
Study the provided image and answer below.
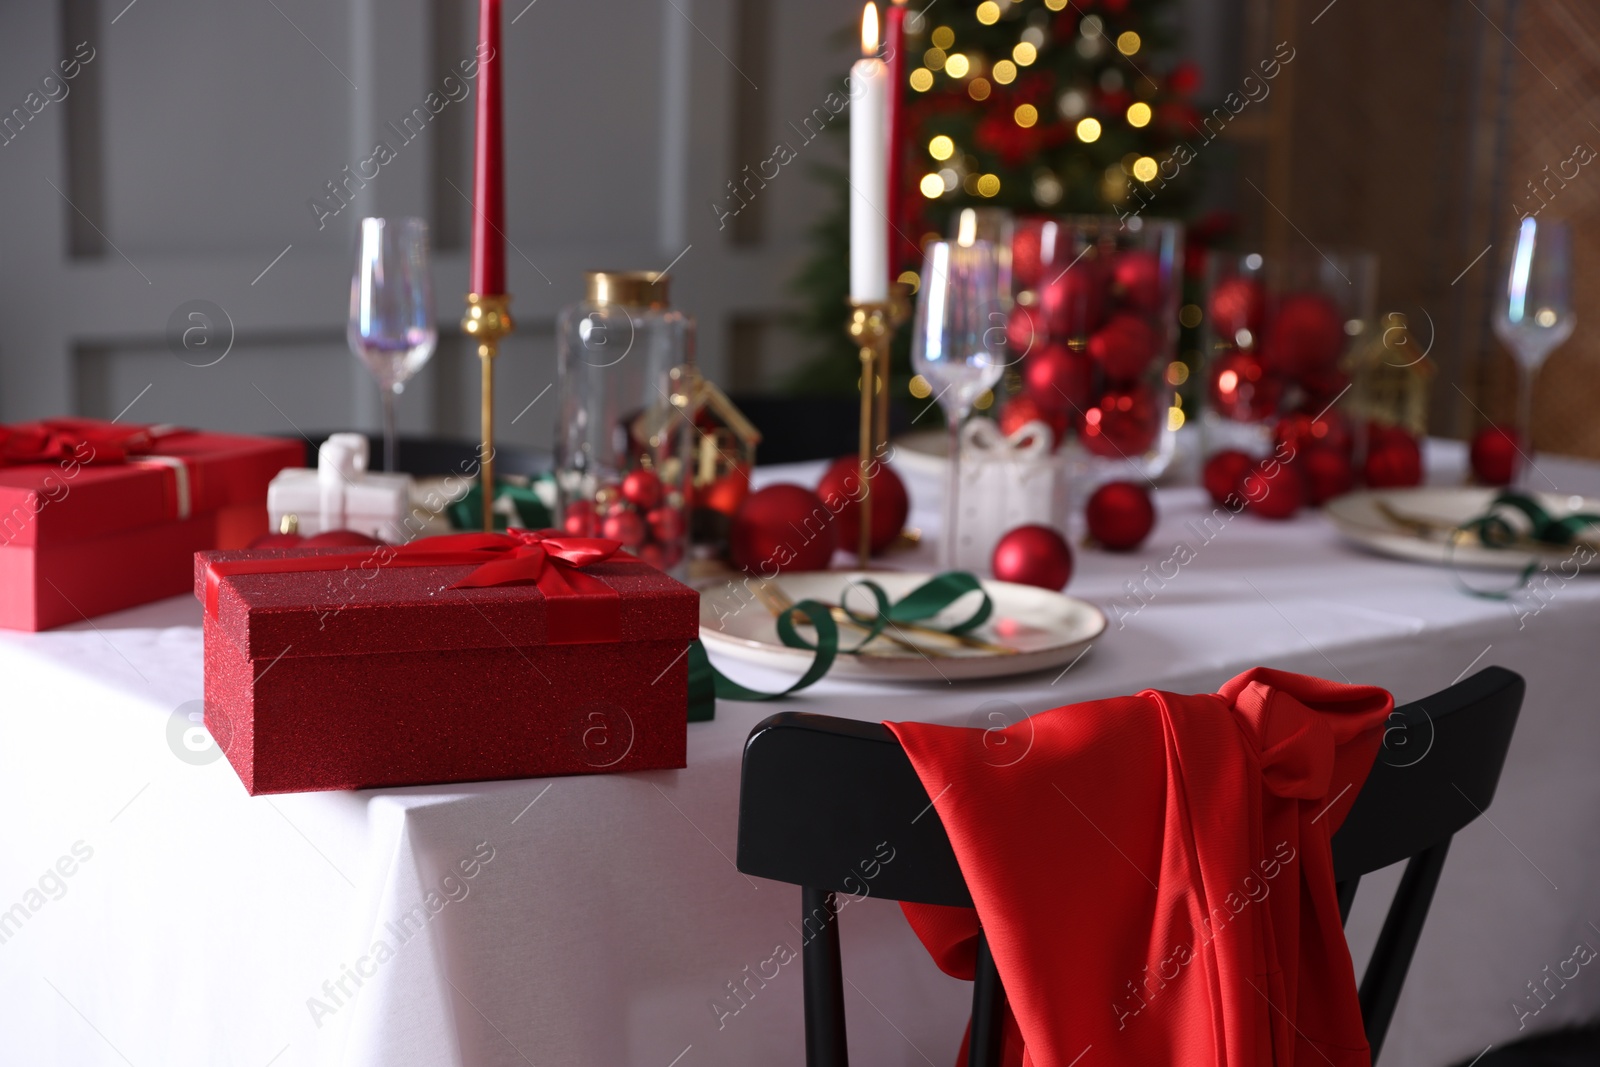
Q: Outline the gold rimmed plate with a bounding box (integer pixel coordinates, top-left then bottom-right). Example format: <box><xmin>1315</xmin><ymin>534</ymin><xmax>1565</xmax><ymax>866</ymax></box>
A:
<box><xmin>1324</xmin><ymin>487</ymin><xmax>1600</xmax><ymax>572</ymax></box>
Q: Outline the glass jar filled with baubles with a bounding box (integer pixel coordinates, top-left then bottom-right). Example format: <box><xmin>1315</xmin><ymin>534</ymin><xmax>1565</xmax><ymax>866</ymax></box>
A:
<box><xmin>999</xmin><ymin>215</ymin><xmax>1184</xmax><ymax>480</ymax></box>
<box><xmin>1199</xmin><ymin>249</ymin><xmax>1377</xmax><ymax>482</ymax></box>
<box><xmin>555</xmin><ymin>271</ymin><xmax>693</xmax><ymax>577</ymax></box>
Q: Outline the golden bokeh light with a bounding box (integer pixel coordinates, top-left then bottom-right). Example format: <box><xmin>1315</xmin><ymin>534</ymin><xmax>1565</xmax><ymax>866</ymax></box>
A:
<box><xmin>909</xmin><ymin>68</ymin><xmax>934</xmax><ymax>91</ymax></box>
<box><xmin>909</xmin><ymin>374</ymin><xmax>932</xmax><ymax>398</ymax></box>
<box><xmin>968</xmin><ymin>77</ymin><xmax>991</xmax><ymax>100</ymax></box>
<box><xmin>1117</xmin><ymin>31</ymin><xmax>1141</xmax><ymax>55</ymax></box>
<box><xmin>992</xmin><ymin>59</ymin><xmax>1017</xmax><ymax>84</ymax></box>
<box><xmin>1132</xmin><ymin>156</ymin><xmax>1158</xmax><ymax>181</ymax></box>
<box><xmin>1126</xmin><ymin>101</ymin><xmax>1152</xmax><ymax>127</ymax></box>
<box><xmin>1076</xmin><ymin>116</ymin><xmax>1102</xmax><ymax>142</ymax></box>
<box><xmin>931</xmin><ymin>25</ymin><xmax>955</xmax><ymax>49</ymax></box>
<box><xmin>1014</xmin><ymin>103</ymin><xmax>1038</xmax><ymax>127</ymax></box>
<box><xmin>1166</xmin><ymin>360</ymin><xmax>1190</xmax><ymax>385</ymax></box>
<box><xmin>1179</xmin><ymin>304</ymin><xmax>1203</xmax><ymax>328</ymax></box>
<box><xmin>976</xmin><ymin>1</ymin><xmax>1001</xmax><ymax>25</ymax></box>
<box><xmin>1012</xmin><ymin>41</ymin><xmax>1038</xmax><ymax>66</ymax></box>
<box><xmin>975</xmin><ymin>389</ymin><xmax>995</xmax><ymax>411</ymax></box>
<box><xmin>919</xmin><ymin>173</ymin><xmax>946</xmax><ymax>198</ymax></box>
<box><xmin>924</xmin><ymin>47</ymin><xmax>946</xmax><ymax>70</ymax></box>
<box><xmin>945</xmin><ymin>52</ymin><xmax>970</xmax><ymax>78</ymax></box>
<box><xmin>977</xmin><ymin>173</ymin><xmax>1001</xmax><ymax>197</ymax></box>
<box><xmin>928</xmin><ymin>134</ymin><xmax>954</xmax><ymax>160</ymax></box>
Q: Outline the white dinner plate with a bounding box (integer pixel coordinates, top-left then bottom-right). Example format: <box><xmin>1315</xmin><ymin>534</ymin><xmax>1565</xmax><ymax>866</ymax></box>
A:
<box><xmin>1324</xmin><ymin>487</ymin><xmax>1600</xmax><ymax>572</ymax></box>
<box><xmin>698</xmin><ymin>570</ymin><xmax>1107</xmax><ymax>682</ymax></box>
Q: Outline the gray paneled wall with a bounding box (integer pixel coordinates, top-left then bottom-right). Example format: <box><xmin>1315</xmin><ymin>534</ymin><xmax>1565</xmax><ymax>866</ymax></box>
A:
<box><xmin>0</xmin><ymin>0</ymin><xmax>858</xmax><ymax>446</ymax></box>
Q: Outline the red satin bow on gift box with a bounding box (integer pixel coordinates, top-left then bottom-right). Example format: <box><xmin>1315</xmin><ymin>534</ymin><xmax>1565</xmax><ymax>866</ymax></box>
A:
<box><xmin>0</xmin><ymin>418</ymin><xmax>170</xmax><ymax>466</ymax></box>
<box><xmin>203</xmin><ymin>529</ymin><xmax>633</xmax><ymax>644</ymax></box>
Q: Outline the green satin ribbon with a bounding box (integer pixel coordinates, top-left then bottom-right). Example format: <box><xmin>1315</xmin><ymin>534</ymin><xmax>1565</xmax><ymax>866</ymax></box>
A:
<box><xmin>446</xmin><ymin>478</ymin><xmax>552</xmax><ymax>532</ymax></box>
<box><xmin>684</xmin><ymin>571</ymin><xmax>992</xmax><ymax>720</ymax></box>
<box><xmin>1453</xmin><ymin>490</ymin><xmax>1600</xmax><ymax>598</ymax></box>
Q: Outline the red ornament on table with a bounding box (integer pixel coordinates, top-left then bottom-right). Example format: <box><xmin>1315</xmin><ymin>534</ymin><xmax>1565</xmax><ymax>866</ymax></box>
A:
<box><xmin>1087</xmin><ymin>313</ymin><xmax>1158</xmax><ymax>385</ymax></box>
<box><xmin>701</xmin><ymin>467</ymin><xmax>750</xmax><ymax>516</ymax></box>
<box><xmin>1203</xmin><ymin>450</ymin><xmax>1255</xmax><ymax>506</ymax></box>
<box><xmin>1274</xmin><ymin>404</ymin><xmax>1354</xmax><ymax>459</ymax></box>
<box><xmin>1240</xmin><ymin>458</ymin><xmax>1304</xmax><ymax>520</ymax></box>
<box><xmin>646</xmin><ymin>505</ymin><xmax>683</xmax><ymax>543</ymax></box>
<box><xmin>1081</xmin><ymin>386</ymin><xmax>1161</xmax><ymax>459</ymax></box>
<box><xmin>1363</xmin><ymin>426</ymin><xmax>1423</xmax><ymax>488</ymax></box>
<box><xmin>992</xmin><ymin>524</ymin><xmax>1074</xmax><ymax>590</ymax></box>
<box><xmin>1023</xmin><ymin>343</ymin><xmax>1095</xmax><ymax>418</ymax></box>
<box><xmin>1208</xmin><ymin>276</ymin><xmax>1264</xmax><ymax>342</ymax></box>
<box><xmin>1470</xmin><ymin>425</ymin><xmax>1521</xmax><ymax>486</ymax></box>
<box><xmin>1206</xmin><ymin>350</ymin><xmax>1280</xmax><ymax>422</ymax></box>
<box><xmin>1261</xmin><ymin>293</ymin><xmax>1344</xmax><ymax>380</ymax></box>
<box><xmin>1007</xmin><ymin>304</ymin><xmax>1043</xmax><ymax>354</ymax></box>
<box><xmin>562</xmin><ymin>498</ymin><xmax>598</xmax><ymax>536</ymax></box>
<box><xmin>816</xmin><ymin>456</ymin><xmax>910</xmax><ymax>556</ymax></box>
<box><xmin>1303</xmin><ymin>448</ymin><xmax>1355</xmax><ymax>505</ymax></box>
<box><xmin>1085</xmin><ymin>481</ymin><xmax>1155</xmax><ymax>551</ymax></box>
<box><xmin>470</xmin><ymin>0</ymin><xmax>506</xmax><ymax>295</ymax></box>
<box><xmin>601</xmin><ymin>509</ymin><xmax>647</xmax><ymax>548</ymax></box>
<box><xmin>1110</xmin><ymin>249</ymin><xmax>1163</xmax><ymax>313</ymax></box>
<box><xmin>729</xmin><ymin>484</ymin><xmax>837</xmax><ymax>573</ymax></box>
<box><xmin>998</xmin><ymin>395</ymin><xmax>1069</xmax><ymax>449</ymax></box>
<box><xmin>1039</xmin><ymin>264</ymin><xmax>1105</xmax><ymax>338</ymax></box>
<box><xmin>621</xmin><ymin>468</ymin><xmax>663</xmax><ymax>510</ymax></box>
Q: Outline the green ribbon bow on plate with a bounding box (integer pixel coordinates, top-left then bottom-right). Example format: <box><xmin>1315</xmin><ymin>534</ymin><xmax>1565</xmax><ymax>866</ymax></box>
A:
<box><xmin>1453</xmin><ymin>490</ymin><xmax>1600</xmax><ymax>598</ymax></box>
<box><xmin>685</xmin><ymin>571</ymin><xmax>992</xmax><ymax>720</ymax></box>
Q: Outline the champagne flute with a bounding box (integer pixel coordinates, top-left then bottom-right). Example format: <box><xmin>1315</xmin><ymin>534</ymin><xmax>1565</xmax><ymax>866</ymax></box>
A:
<box><xmin>1492</xmin><ymin>217</ymin><xmax>1573</xmax><ymax>489</ymax></box>
<box><xmin>348</xmin><ymin>217</ymin><xmax>437</xmax><ymax>473</ymax></box>
<box><xmin>911</xmin><ymin>238</ymin><xmax>1007</xmax><ymax>567</ymax></box>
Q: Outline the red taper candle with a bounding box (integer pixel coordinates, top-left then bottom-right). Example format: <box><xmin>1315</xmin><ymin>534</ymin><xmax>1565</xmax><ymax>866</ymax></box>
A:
<box><xmin>884</xmin><ymin>0</ymin><xmax>908</xmax><ymax>282</ymax></box>
<box><xmin>470</xmin><ymin>0</ymin><xmax>506</xmax><ymax>295</ymax></box>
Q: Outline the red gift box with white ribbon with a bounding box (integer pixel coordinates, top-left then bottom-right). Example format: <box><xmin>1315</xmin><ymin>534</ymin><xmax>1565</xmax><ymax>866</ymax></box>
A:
<box><xmin>194</xmin><ymin>531</ymin><xmax>699</xmax><ymax>794</ymax></box>
<box><xmin>0</xmin><ymin>419</ymin><xmax>303</xmax><ymax>631</ymax></box>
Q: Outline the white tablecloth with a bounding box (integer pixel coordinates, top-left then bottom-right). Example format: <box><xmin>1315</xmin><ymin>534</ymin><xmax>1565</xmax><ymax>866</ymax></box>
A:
<box><xmin>3</xmin><ymin>440</ymin><xmax>1598</xmax><ymax>1067</ymax></box>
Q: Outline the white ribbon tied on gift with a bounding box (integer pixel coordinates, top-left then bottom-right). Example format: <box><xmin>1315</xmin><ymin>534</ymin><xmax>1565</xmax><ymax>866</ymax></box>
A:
<box><xmin>951</xmin><ymin>418</ymin><xmax>1069</xmax><ymax>571</ymax></box>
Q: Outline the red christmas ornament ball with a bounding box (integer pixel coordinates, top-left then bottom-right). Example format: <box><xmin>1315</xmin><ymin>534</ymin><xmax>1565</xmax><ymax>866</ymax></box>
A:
<box><xmin>1208</xmin><ymin>276</ymin><xmax>1265</xmax><ymax>342</ymax></box>
<box><xmin>1470</xmin><ymin>425</ymin><xmax>1521</xmax><ymax>486</ymax></box>
<box><xmin>1262</xmin><ymin>293</ymin><xmax>1345</xmax><ymax>380</ymax></box>
<box><xmin>816</xmin><ymin>457</ymin><xmax>910</xmax><ymax>556</ymax></box>
<box><xmin>1207</xmin><ymin>350</ymin><xmax>1281</xmax><ymax>423</ymax></box>
<box><xmin>1023</xmin><ymin>343</ymin><xmax>1095</xmax><ymax>418</ymax></box>
<box><xmin>991</xmin><ymin>524</ymin><xmax>1074</xmax><ymax>590</ymax></box>
<box><xmin>1086</xmin><ymin>481</ymin><xmax>1156</xmax><ymax>551</ymax></box>
<box><xmin>1303</xmin><ymin>447</ymin><xmax>1355</xmax><ymax>505</ymax></box>
<box><xmin>646</xmin><ymin>505</ymin><xmax>684</xmax><ymax>543</ymax></box>
<box><xmin>1082</xmin><ymin>386</ymin><xmax>1161</xmax><ymax>459</ymax></box>
<box><xmin>1006</xmin><ymin>304</ymin><xmax>1044</xmax><ymax>354</ymax></box>
<box><xmin>620</xmin><ymin>468</ymin><xmax>663</xmax><ymax>510</ymax></box>
<box><xmin>601</xmin><ymin>509</ymin><xmax>647</xmax><ymax>548</ymax></box>
<box><xmin>1203</xmin><ymin>449</ymin><xmax>1256</xmax><ymax>506</ymax></box>
<box><xmin>729</xmin><ymin>484</ymin><xmax>837</xmax><ymax>573</ymax></box>
<box><xmin>701</xmin><ymin>467</ymin><xmax>750</xmax><ymax>516</ymax></box>
<box><xmin>1012</xmin><ymin>221</ymin><xmax>1045</xmax><ymax>287</ymax></box>
<box><xmin>638</xmin><ymin>541</ymin><xmax>683</xmax><ymax>571</ymax></box>
<box><xmin>998</xmin><ymin>394</ymin><xmax>1069</xmax><ymax>449</ymax></box>
<box><xmin>1363</xmin><ymin>426</ymin><xmax>1423</xmax><ymax>488</ymax></box>
<box><xmin>1039</xmin><ymin>263</ymin><xmax>1105</xmax><ymax>339</ymax></box>
<box><xmin>1087</xmin><ymin>313</ymin><xmax>1159</xmax><ymax>385</ymax></box>
<box><xmin>562</xmin><ymin>499</ymin><xmax>598</xmax><ymax>536</ymax></box>
<box><xmin>1240</xmin><ymin>458</ymin><xmax>1305</xmax><ymax>520</ymax></box>
<box><xmin>1110</xmin><ymin>250</ymin><xmax>1164</xmax><ymax>313</ymax></box>
<box><xmin>1274</xmin><ymin>404</ymin><xmax>1354</xmax><ymax>459</ymax></box>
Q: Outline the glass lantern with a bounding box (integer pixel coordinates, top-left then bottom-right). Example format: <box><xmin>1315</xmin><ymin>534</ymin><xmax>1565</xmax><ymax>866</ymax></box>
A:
<box><xmin>554</xmin><ymin>271</ymin><xmax>694</xmax><ymax>577</ymax></box>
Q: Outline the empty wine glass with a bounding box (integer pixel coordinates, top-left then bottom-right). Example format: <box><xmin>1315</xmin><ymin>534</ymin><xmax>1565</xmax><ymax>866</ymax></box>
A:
<box><xmin>1492</xmin><ymin>216</ymin><xmax>1573</xmax><ymax>489</ymax></box>
<box><xmin>349</xmin><ymin>217</ymin><xmax>437</xmax><ymax>473</ymax></box>
<box><xmin>911</xmin><ymin>238</ymin><xmax>1007</xmax><ymax>567</ymax></box>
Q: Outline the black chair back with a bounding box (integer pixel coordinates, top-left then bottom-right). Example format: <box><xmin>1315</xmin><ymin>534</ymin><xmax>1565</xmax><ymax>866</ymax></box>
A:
<box><xmin>734</xmin><ymin>667</ymin><xmax>1524</xmax><ymax>1067</ymax></box>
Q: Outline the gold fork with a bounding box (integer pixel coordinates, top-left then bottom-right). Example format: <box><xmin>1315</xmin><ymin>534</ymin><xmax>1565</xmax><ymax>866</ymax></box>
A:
<box><xmin>753</xmin><ymin>580</ymin><xmax>1017</xmax><ymax>657</ymax></box>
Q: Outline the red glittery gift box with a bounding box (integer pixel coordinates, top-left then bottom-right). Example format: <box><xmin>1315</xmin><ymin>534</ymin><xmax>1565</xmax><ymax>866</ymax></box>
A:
<box><xmin>194</xmin><ymin>544</ymin><xmax>700</xmax><ymax>794</ymax></box>
<box><xmin>0</xmin><ymin>421</ymin><xmax>302</xmax><ymax>631</ymax></box>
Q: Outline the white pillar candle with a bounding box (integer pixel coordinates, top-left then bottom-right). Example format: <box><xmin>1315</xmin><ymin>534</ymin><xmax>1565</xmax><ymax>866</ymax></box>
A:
<box><xmin>849</xmin><ymin>3</ymin><xmax>889</xmax><ymax>303</ymax></box>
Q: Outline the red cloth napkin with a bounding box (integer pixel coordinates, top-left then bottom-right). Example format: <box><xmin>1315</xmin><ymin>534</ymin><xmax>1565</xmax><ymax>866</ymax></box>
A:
<box><xmin>886</xmin><ymin>668</ymin><xmax>1393</xmax><ymax>1067</ymax></box>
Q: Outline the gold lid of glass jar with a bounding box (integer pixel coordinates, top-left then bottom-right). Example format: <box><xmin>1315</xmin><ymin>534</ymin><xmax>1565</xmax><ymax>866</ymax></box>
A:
<box><xmin>586</xmin><ymin>270</ymin><xmax>670</xmax><ymax>308</ymax></box>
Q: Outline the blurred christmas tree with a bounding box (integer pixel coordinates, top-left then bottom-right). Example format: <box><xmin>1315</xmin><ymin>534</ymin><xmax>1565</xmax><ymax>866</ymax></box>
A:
<box><xmin>791</xmin><ymin>0</ymin><xmax>1206</xmax><ymax>393</ymax></box>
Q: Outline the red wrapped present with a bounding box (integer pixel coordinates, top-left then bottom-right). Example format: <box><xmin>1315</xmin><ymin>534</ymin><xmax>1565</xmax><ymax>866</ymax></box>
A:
<box><xmin>195</xmin><ymin>531</ymin><xmax>700</xmax><ymax>794</ymax></box>
<box><xmin>0</xmin><ymin>418</ymin><xmax>302</xmax><ymax>631</ymax></box>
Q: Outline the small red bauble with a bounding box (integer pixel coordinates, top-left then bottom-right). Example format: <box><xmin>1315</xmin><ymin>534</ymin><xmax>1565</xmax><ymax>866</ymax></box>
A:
<box><xmin>816</xmin><ymin>456</ymin><xmax>910</xmax><ymax>556</ymax></box>
<box><xmin>1039</xmin><ymin>263</ymin><xmax>1105</xmax><ymax>339</ymax></box>
<box><xmin>646</xmin><ymin>505</ymin><xmax>684</xmax><ymax>543</ymax></box>
<box><xmin>620</xmin><ymin>468</ymin><xmax>663</xmax><ymax>510</ymax></box>
<box><xmin>1023</xmin><ymin>343</ymin><xmax>1095</xmax><ymax>418</ymax></box>
<box><xmin>1087</xmin><ymin>313</ymin><xmax>1159</xmax><ymax>385</ymax></box>
<box><xmin>1081</xmin><ymin>386</ymin><xmax>1161</xmax><ymax>459</ymax></box>
<box><xmin>1203</xmin><ymin>450</ymin><xmax>1256</xmax><ymax>506</ymax></box>
<box><xmin>601</xmin><ymin>509</ymin><xmax>647</xmax><ymax>548</ymax></box>
<box><xmin>1086</xmin><ymin>481</ymin><xmax>1156</xmax><ymax>551</ymax></box>
<box><xmin>1470</xmin><ymin>425</ymin><xmax>1521</xmax><ymax>486</ymax></box>
<box><xmin>701</xmin><ymin>467</ymin><xmax>750</xmax><ymax>516</ymax></box>
<box><xmin>638</xmin><ymin>541</ymin><xmax>684</xmax><ymax>570</ymax></box>
<box><xmin>729</xmin><ymin>484</ymin><xmax>837</xmax><ymax>573</ymax></box>
<box><xmin>1006</xmin><ymin>304</ymin><xmax>1043</xmax><ymax>354</ymax></box>
<box><xmin>1110</xmin><ymin>250</ymin><xmax>1164</xmax><ymax>313</ymax></box>
<box><xmin>246</xmin><ymin>528</ymin><xmax>386</xmax><ymax>549</ymax></box>
<box><xmin>997</xmin><ymin>394</ymin><xmax>1069</xmax><ymax>449</ymax></box>
<box><xmin>1208</xmin><ymin>276</ymin><xmax>1265</xmax><ymax>343</ymax></box>
<box><xmin>562</xmin><ymin>499</ymin><xmax>598</xmax><ymax>536</ymax></box>
<box><xmin>1303</xmin><ymin>447</ymin><xmax>1355</xmax><ymax>505</ymax></box>
<box><xmin>1274</xmin><ymin>405</ymin><xmax>1354</xmax><ymax>459</ymax></box>
<box><xmin>992</xmin><ymin>524</ymin><xmax>1074</xmax><ymax>590</ymax></box>
<box><xmin>1262</xmin><ymin>293</ymin><xmax>1345</xmax><ymax>380</ymax></box>
<box><xmin>1012</xmin><ymin>221</ymin><xmax>1045</xmax><ymax>287</ymax></box>
<box><xmin>1207</xmin><ymin>350</ymin><xmax>1280</xmax><ymax>423</ymax></box>
<box><xmin>1239</xmin><ymin>458</ymin><xmax>1305</xmax><ymax>520</ymax></box>
<box><xmin>1364</xmin><ymin>426</ymin><xmax>1423</xmax><ymax>488</ymax></box>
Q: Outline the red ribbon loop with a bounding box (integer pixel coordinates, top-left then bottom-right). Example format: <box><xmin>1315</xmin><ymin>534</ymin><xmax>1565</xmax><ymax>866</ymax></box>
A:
<box><xmin>0</xmin><ymin>418</ymin><xmax>164</xmax><ymax>466</ymax></box>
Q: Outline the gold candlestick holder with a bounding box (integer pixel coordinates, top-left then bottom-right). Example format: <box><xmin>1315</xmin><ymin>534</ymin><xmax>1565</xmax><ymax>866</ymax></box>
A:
<box><xmin>845</xmin><ymin>285</ymin><xmax>909</xmax><ymax>567</ymax></box>
<box><xmin>462</xmin><ymin>292</ymin><xmax>514</xmax><ymax>532</ymax></box>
